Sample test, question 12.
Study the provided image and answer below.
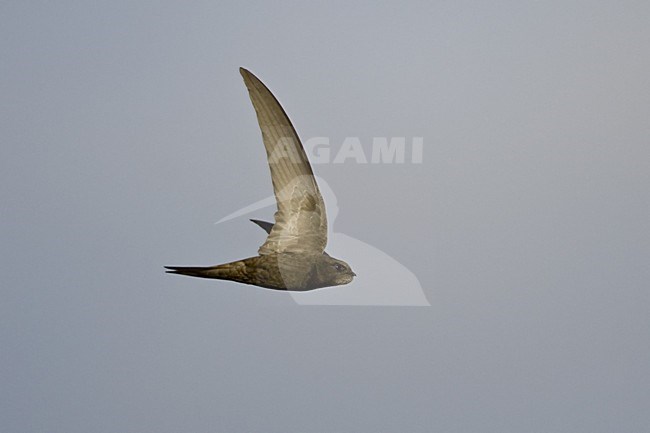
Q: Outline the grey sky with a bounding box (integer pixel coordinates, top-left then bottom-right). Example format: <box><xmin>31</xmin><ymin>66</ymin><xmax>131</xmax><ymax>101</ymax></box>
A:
<box><xmin>2</xmin><ymin>1</ymin><xmax>649</xmax><ymax>432</ymax></box>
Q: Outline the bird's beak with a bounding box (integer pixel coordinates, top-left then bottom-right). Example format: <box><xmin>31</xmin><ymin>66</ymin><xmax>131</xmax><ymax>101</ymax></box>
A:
<box><xmin>351</xmin><ymin>271</ymin><xmax>357</xmax><ymax>277</ymax></box>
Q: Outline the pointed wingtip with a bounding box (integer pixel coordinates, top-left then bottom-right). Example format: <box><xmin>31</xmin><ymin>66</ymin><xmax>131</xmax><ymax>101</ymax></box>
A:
<box><xmin>239</xmin><ymin>67</ymin><xmax>262</xmax><ymax>88</ymax></box>
<box><xmin>250</xmin><ymin>218</ymin><xmax>274</xmax><ymax>234</ymax></box>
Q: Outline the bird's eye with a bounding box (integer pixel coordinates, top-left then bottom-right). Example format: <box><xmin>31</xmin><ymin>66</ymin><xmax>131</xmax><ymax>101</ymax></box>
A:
<box><xmin>333</xmin><ymin>263</ymin><xmax>345</xmax><ymax>272</ymax></box>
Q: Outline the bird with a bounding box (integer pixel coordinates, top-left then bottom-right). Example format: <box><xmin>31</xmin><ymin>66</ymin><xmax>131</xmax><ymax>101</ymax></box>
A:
<box><xmin>165</xmin><ymin>68</ymin><xmax>356</xmax><ymax>291</ymax></box>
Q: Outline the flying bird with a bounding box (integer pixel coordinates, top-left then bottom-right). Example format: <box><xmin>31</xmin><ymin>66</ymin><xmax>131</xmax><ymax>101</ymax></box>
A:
<box><xmin>165</xmin><ymin>68</ymin><xmax>355</xmax><ymax>291</ymax></box>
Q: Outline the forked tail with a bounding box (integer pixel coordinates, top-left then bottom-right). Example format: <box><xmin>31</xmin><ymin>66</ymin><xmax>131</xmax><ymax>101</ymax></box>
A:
<box><xmin>164</xmin><ymin>266</ymin><xmax>215</xmax><ymax>278</ymax></box>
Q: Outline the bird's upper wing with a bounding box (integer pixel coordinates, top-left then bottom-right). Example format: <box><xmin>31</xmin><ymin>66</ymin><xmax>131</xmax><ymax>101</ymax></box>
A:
<box><xmin>240</xmin><ymin>68</ymin><xmax>327</xmax><ymax>255</ymax></box>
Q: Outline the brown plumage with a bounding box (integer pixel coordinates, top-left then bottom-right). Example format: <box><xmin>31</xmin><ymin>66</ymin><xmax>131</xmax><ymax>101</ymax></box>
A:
<box><xmin>165</xmin><ymin>68</ymin><xmax>356</xmax><ymax>291</ymax></box>
<box><xmin>165</xmin><ymin>252</ymin><xmax>354</xmax><ymax>291</ymax></box>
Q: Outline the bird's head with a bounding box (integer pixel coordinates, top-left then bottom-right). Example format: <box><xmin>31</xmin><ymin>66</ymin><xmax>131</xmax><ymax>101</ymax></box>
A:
<box><xmin>311</xmin><ymin>254</ymin><xmax>356</xmax><ymax>288</ymax></box>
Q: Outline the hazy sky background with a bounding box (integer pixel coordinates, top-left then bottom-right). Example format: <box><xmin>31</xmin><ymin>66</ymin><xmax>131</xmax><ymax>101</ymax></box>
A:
<box><xmin>2</xmin><ymin>1</ymin><xmax>649</xmax><ymax>432</ymax></box>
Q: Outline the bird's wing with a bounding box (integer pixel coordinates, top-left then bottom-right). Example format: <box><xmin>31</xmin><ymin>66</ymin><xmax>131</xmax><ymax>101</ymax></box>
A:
<box><xmin>240</xmin><ymin>68</ymin><xmax>327</xmax><ymax>255</ymax></box>
<box><xmin>250</xmin><ymin>219</ymin><xmax>274</xmax><ymax>234</ymax></box>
